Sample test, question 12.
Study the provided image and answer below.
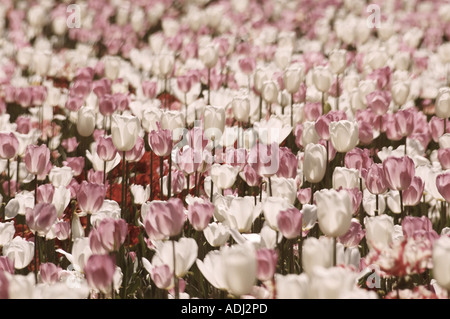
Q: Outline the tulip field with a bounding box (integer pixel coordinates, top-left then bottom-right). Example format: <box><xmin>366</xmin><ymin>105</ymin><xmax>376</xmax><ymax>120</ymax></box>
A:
<box><xmin>0</xmin><ymin>0</ymin><xmax>450</xmax><ymax>300</ymax></box>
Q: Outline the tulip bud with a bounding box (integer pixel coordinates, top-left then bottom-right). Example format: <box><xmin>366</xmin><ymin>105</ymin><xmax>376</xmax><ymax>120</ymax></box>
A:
<box><xmin>143</xmin><ymin>198</ymin><xmax>185</xmax><ymax>240</ymax></box>
<box><xmin>436</xmin><ymin>87</ymin><xmax>450</xmax><ymax>119</ymax></box>
<box><xmin>159</xmin><ymin>53</ymin><xmax>175</xmax><ymax>77</ymax></box>
<box><xmin>89</xmin><ymin>218</ymin><xmax>127</xmax><ymax>254</ymax></box>
<box><xmin>203</xmin><ymin>222</ymin><xmax>230</xmax><ymax>247</ymax></box>
<box><xmin>261</xmin><ymin>81</ymin><xmax>279</xmax><ymax>104</ymax></box>
<box><xmin>391</xmin><ymin>81</ymin><xmax>410</xmax><ymax>106</ymax></box>
<box><xmin>436</xmin><ymin>172</ymin><xmax>450</xmax><ymax>202</ymax></box>
<box><xmin>2</xmin><ymin>237</ymin><xmax>34</xmax><ymax>270</ymax></box>
<box><xmin>77</xmin><ymin>107</ymin><xmax>96</xmax><ymax>137</ymax></box>
<box><xmin>332</xmin><ymin>167</ymin><xmax>360</xmax><ymax>190</ymax></box>
<box><xmin>231</xmin><ymin>95</ymin><xmax>250</xmax><ymax>123</ymax></box>
<box><xmin>77</xmin><ymin>181</ymin><xmax>106</xmax><ymax>215</ymax></box>
<box><xmin>32</xmin><ymin>50</ymin><xmax>52</xmax><ymax>77</ymax></box>
<box><xmin>142</xmin><ymin>107</ymin><xmax>162</xmax><ymax>133</ymax></box>
<box><xmin>104</xmin><ymin>56</ymin><xmax>121</xmax><ymax>81</ymax></box>
<box><xmin>111</xmin><ymin>114</ymin><xmax>140</xmax><ymax>152</ymax></box>
<box><xmin>199</xmin><ymin>44</ymin><xmax>219</xmax><ymax>69</ymax></box>
<box><xmin>150</xmin><ymin>264</ymin><xmax>172</xmax><ymax>289</ymax></box>
<box><xmin>402</xmin><ymin>176</ymin><xmax>424</xmax><ymax>206</ymax></box>
<box><xmin>312</xmin><ymin>66</ymin><xmax>333</xmax><ymax>92</ymax></box>
<box><xmin>303</xmin><ymin>143</ymin><xmax>327</xmax><ymax>184</ymax></box>
<box><xmin>283</xmin><ymin>66</ymin><xmax>303</xmax><ymax>94</ymax></box>
<box><xmin>329</xmin><ymin>49</ymin><xmax>347</xmax><ymax>74</ymax></box>
<box><xmin>277</xmin><ymin>207</ymin><xmax>302</xmax><ymax>239</ymax></box>
<box><xmin>365</xmin><ymin>163</ymin><xmax>388</xmax><ymax>195</ymax></box>
<box><xmin>432</xmin><ymin>236</ymin><xmax>450</xmax><ymax>290</ymax></box>
<box><xmin>315</xmin><ymin>189</ymin><xmax>353</xmax><ymax>237</ymax></box>
<box><xmin>204</xmin><ymin>105</ymin><xmax>225</xmax><ymax>141</ymax></box>
<box><xmin>40</xmin><ymin>262</ymin><xmax>62</xmax><ymax>284</ymax></box>
<box><xmin>188</xmin><ymin>201</ymin><xmax>215</xmax><ymax>231</ymax></box>
<box><xmin>96</xmin><ymin>136</ymin><xmax>118</xmax><ymax>162</ymax></box>
<box><xmin>24</xmin><ymin>144</ymin><xmax>50</xmax><ymax>176</ymax></box>
<box><xmin>0</xmin><ymin>132</ymin><xmax>19</xmax><ymax>160</ymax></box>
<box><xmin>329</xmin><ymin>120</ymin><xmax>359</xmax><ymax>153</ymax></box>
<box><xmin>254</xmin><ymin>68</ymin><xmax>269</xmax><ymax>93</ymax></box>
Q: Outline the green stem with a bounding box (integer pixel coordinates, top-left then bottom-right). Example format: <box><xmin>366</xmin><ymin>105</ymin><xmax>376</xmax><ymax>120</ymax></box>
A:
<box><xmin>7</xmin><ymin>159</ymin><xmax>10</xmax><ymax>200</ymax></box>
<box><xmin>167</xmin><ymin>153</ymin><xmax>172</xmax><ymax>199</ymax></box>
<box><xmin>207</xmin><ymin>68</ymin><xmax>211</xmax><ymax>105</ymax></box>
<box><xmin>399</xmin><ymin>190</ymin><xmax>404</xmax><ymax>221</ymax></box>
<box><xmin>150</xmin><ymin>150</ymin><xmax>154</xmax><ymax>201</ymax></box>
<box><xmin>290</xmin><ymin>94</ymin><xmax>294</xmax><ymax>127</ymax></box>
<box><xmin>160</xmin><ymin>156</ymin><xmax>164</xmax><ymax>200</ymax></box>
<box><xmin>16</xmin><ymin>156</ymin><xmax>20</xmax><ymax>192</ymax></box>
<box><xmin>333</xmin><ymin>237</ymin><xmax>337</xmax><ymax>267</ymax></box>
<box><xmin>172</xmin><ymin>240</ymin><xmax>179</xmax><ymax>299</ymax></box>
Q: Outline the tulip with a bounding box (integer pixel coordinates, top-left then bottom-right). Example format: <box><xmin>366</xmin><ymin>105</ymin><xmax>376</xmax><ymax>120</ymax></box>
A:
<box><xmin>366</xmin><ymin>90</ymin><xmax>391</xmax><ymax>116</ymax></box>
<box><xmin>204</xmin><ymin>105</ymin><xmax>225</xmax><ymax>142</ymax></box>
<box><xmin>24</xmin><ymin>144</ymin><xmax>50</xmax><ymax>176</ymax></box>
<box><xmin>432</xmin><ymin>236</ymin><xmax>450</xmax><ymax>291</ymax></box>
<box><xmin>56</xmin><ymin>237</ymin><xmax>92</xmax><ymax>273</ymax></box>
<box><xmin>84</xmin><ymin>254</ymin><xmax>116</xmax><ymax>294</ymax></box>
<box><xmin>0</xmin><ymin>132</ymin><xmax>19</xmax><ymax>160</ymax></box>
<box><xmin>315</xmin><ymin>189</ymin><xmax>353</xmax><ymax>238</ymax></box>
<box><xmin>277</xmin><ymin>207</ymin><xmax>302</xmax><ymax>239</ymax></box>
<box><xmin>231</xmin><ymin>95</ymin><xmax>250</xmax><ymax>123</ymax></box>
<box><xmin>150</xmin><ymin>264</ymin><xmax>173</xmax><ymax>290</ymax></box>
<box><xmin>402</xmin><ymin>176</ymin><xmax>424</xmax><ymax>206</ymax></box>
<box><xmin>312</xmin><ymin>66</ymin><xmax>333</xmax><ymax>93</ymax></box>
<box><xmin>77</xmin><ymin>107</ymin><xmax>96</xmax><ymax>137</ymax></box>
<box><xmin>111</xmin><ymin>114</ymin><xmax>140</xmax><ymax>152</ymax></box>
<box><xmin>308</xmin><ymin>266</ymin><xmax>359</xmax><ymax>299</ymax></box>
<box><xmin>0</xmin><ymin>256</ymin><xmax>14</xmax><ymax>274</ymax></box>
<box><xmin>329</xmin><ymin>49</ymin><xmax>347</xmax><ymax>75</ymax></box>
<box><xmin>391</xmin><ymin>81</ymin><xmax>410</xmax><ymax>106</ymax></box>
<box><xmin>435</xmin><ymin>87</ymin><xmax>450</xmax><ymax>121</ymax></box>
<box><xmin>104</xmin><ymin>56</ymin><xmax>121</xmax><ymax>81</ymax></box>
<box><xmin>269</xmin><ymin>177</ymin><xmax>297</xmax><ymax>205</ymax></box>
<box><xmin>36</xmin><ymin>184</ymin><xmax>54</xmax><ymax>204</ymax></box>
<box><xmin>130</xmin><ymin>184</ymin><xmax>150</xmax><ymax>205</ymax></box>
<box><xmin>222</xmin><ymin>243</ymin><xmax>257</xmax><ymax>296</ymax></box>
<box><xmin>240</xmin><ymin>164</ymin><xmax>262</xmax><ymax>187</ymax></box>
<box><xmin>437</xmin><ymin>172</ymin><xmax>450</xmax><ymax>202</ymax></box>
<box><xmin>221</xmin><ymin>196</ymin><xmax>261</xmax><ymax>233</ymax></box>
<box><xmin>302</xmin><ymin>236</ymin><xmax>333</xmax><ymax>276</ymax></box>
<box><xmin>143</xmin><ymin>198</ymin><xmax>185</xmax><ymax>240</ymax></box>
<box><xmin>329</xmin><ymin>120</ymin><xmax>359</xmax><ymax>153</ymax></box>
<box><xmin>89</xmin><ymin>218</ymin><xmax>127</xmax><ymax>254</ymax></box>
<box><xmin>196</xmin><ymin>250</ymin><xmax>227</xmax><ymax>290</ymax></box>
<box><xmin>77</xmin><ymin>181</ymin><xmax>106</xmax><ymax>217</ymax></box>
<box><xmin>438</xmin><ymin>148</ymin><xmax>450</xmax><ymax>169</ymax></box>
<box><xmin>210</xmin><ymin>164</ymin><xmax>239</xmax><ymax>191</ymax></box>
<box><xmin>26</xmin><ymin>203</ymin><xmax>58</xmax><ymax>236</ymax></box>
<box><xmin>364</xmin><ymin>215</ymin><xmax>394</xmax><ymax>250</ymax></box>
<box><xmin>332</xmin><ymin>167</ymin><xmax>360</xmax><ymax>190</ymax></box>
<box><xmin>48</xmin><ymin>166</ymin><xmax>73</xmax><ymax>188</ymax></box>
<box><xmin>203</xmin><ymin>222</ymin><xmax>230</xmax><ymax>247</ymax></box>
<box><xmin>303</xmin><ymin>143</ymin><xmax>327</xmax><ymax>184</ymax></box>
<box><xmin>401</xmin><ymin>216</ymin><xmax>438</xmax><ymax>242</ymax></box>
<box><xmin>337</xmin><ymin>219</ymin><xmax>365</xmax><ymax>248</ymax></box>
<box><xmin>39</xmin><ymin>262</ymin><xmax>62</xmax><ymax>284</ymax></box>
<box><xmin>99</xmin><ymin>94</ymin><xmax>118</xmax><ymax>117</ymax></box>
<box><xmin>261</xmin><ymin>81</ymin><xmax>278</xmax><ymax>115</ymax></box>
<box><xmin>256</xmin><ymin>248</ymin><xmax>278</xmax><ymax>282</ymax></box>
<box><xmin>2</xmin><ymin>236</ymin><xmax>34</xmax><ymax>269</ymax></box>
<box><xmin>188</xmin><ymin>201</ymin><xmax>215</xmax><ymax>231</ymax></box>
<box><xmin>297</xmin><ymin>188</ymin><xmax>312</xmax><ymax>205</ymax></box>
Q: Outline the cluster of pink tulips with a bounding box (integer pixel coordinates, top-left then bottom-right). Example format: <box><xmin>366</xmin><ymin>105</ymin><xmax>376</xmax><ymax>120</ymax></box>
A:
<box><xmin>0</xmin><ymin>0</ymin><xmax>449</xmax><ymax>299</ymax></box>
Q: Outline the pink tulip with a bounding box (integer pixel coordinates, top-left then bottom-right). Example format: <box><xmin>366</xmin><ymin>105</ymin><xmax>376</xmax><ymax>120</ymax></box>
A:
<box><xmin>365</xmin><ymin>163</ymin><xmax>388</xmax><ymax>195</ymax></box>
<box><xmin>0</xmin><ymin>272</ymin><xmax>8</xmax><ymax>299</ymax></box>
<box><xmin>148</xmin><ymin>124</ymin><xmax>173</xmax><ymax>157</ymax></box>
<box><xmin>176</xmin><ymin>75</ymin><xmax>192</xmax><ymax>93</ymax></box>
<box><xmin>63</xmin><ymin>157</ymin><xmax>85</xmax><ymax>177</ymax></box>
<box><xmin>345</xmin><ymin>147</ymin><xmax>373</xmax><ymax>179</ymax></box>
<box><xmin>436</xmin><ymin>172</ymin><xmax>450</xmax><ymax>202</ymax></box>
<box><xmin>77</xmin><ymin>181</ymin><xmax>106</xmax><ymax>214</ymax></box>
<box><xmin>4</xmin><ymin>85</ymin><xmax>15</xmax><ymax>103</ymax></box>
<box><xmin>315</xmin><ymin>115</ymin><xmax>332</xmax><ymax>140</ymax></box>
<box><xmin>26</xmin><ymin>203</ymin><xmax>58</xmax><ymax>235</ymax></box>
<box><xmin>277</xmin><ymin>207</ymin><xmax>303</xmax><ymax>239</ymax></box>
<box><xmin>87</xmin><ymin>169</ymin><xmax>106</xmax><ymax>185</ymax></box>
<box><xmin>304</xmin><ymin>102</ymin><xmax>322</xmax><ymax>122</ymax></box>
<box><xmin>61</xmin><ymin>137</ymin><xmax>79</xmax><ymax>153</ymax></box>
<box><xmin>366</xmin><ymin>90</ymin><xmax>391</xmax><ymax>116</ymax></box>
<box><xmin>358</xmin><ymin>121</ymin><xmax>374</xmax><ymax>145</ymax></box>
<box><xmin>99</xmin><ymin>94</ymin><xmax>118</xmax><ymax>116</ymax></box>
<box><xmin>395</xmin><ymin>109</ymin><xmax>414</xmax><ymax>138</ymax></box>
<box><xmin>92</xmin><ymin>78</ymin><xmax>111</xmax><ymax>98</ymax></box>
<box><xmin>402</xmin><ymin>176</ymin><xmax>424</xmax><ymax>206</ymax></box>
<box><xmin>142</xmin><ymin>80</ymin><xmax>158</xmax><ymax>99</ymax></box>
<box><xmin>15</xmin><ymin>87</ymin><xmax>32</xmax><ymax>107</ymax></box>
<box><xmin>54</xmin><ymin>220</ymin><xmax>71</xmax><ymax>240</ymax></box>
<box><xmin>125</xmin><ymin>136</ymin><xmax>145</xmax><ymax>162</ymax></box>
<box><xmin>151</xmin><ymin>264</ymin><xmax>172</xmax><ymax>289</ymax></box>
<box><xmin>84</xmin><ymin>254</ymin><xmax>116</xmax><ymax>293</ymax></box>
<box><xmin>238</xmin><ymin>57</ymin><xmax>256</xmax><ymax>75</ymax></box>
<box><xmin>176</xmin><ymin>147</ymin><xmax>202</xmax><ymax>176</ymax></box>
<box><xmin>344</xmin><ymin>187</ymin><xmax>363</xmax><ymax>216</ymax></box>
<box><xmin>383</xmin><ymin>113</ymin><xmax>402</xmax><ymax>140</ymax></box>
<box><xmin>225</xmin><ymin>148</ymin><xmax>247</xmax><ymax>171</ymax></box>
<box><xmin>65</xmin><ymin>94</ymin><xmax>83</xmax><ymax>112</ymax></box>
<box><xmin>438</xmin><ymin>148</ymin><xmax>450</xmax><ymax>170</ymax></box>
<box><xmin>112</xmin><ymin>93</ymin><xmax>129</xmax><ymax>112</ymax></box>
<box><xmin>15</xmin><ymin>116</ymin><xmax>32</xmax><ymax>134</ymax></box>
<box><xmin>40</xmin><ymin>262</ymin><xmax>62</xmax><ymax>284</ymax></box>
<box><xmin>382</xmin><ymin>156</ymin><xmax>415</xmax><ymax>191</ymax></box>
<box><xmin>24</xmin><ymin>144</ymin><xmax>50</xmax><ymax>176</ymax></box>
<box><xmin>143</xmin><ymin>198</ymin><xmax>185</xmax><ymax>240</ymax></box>
<box><xmin>75</xmin><ymin>67</ymin><xmax>95</xmax><ymax>81</ymax></box>
<box><xmin>89</xmin><ymin>218</ymin><xmax>127</xmax><ymax>254</ymax></box>
<box><xmin>71</xmin><ymin>80</ymin><xmax>91</xmax><ymax>98</ymax></box>
<box><xmin>429</xmin><ymin>117</ymin><xmax>450</xmax><ymax>142</ymax></box>
<box><xmin>0</xmin><ymin>132</ymin><xmax>19</xmax><ymax>159</ymax></box>
<box><xmin>187</xmin><ymin>200</ymin><xmax>215</xmax><ymax>231</ymax></box>
<box><xmin>96</xmin><ymin>136</ymin><xmax>117</xmax><ymax>162</ymax></box>
<box><xmin>256</xmin><ymin>248</ymin><xmax>278</xmax><ymax>282</ymax></box>
<box><xmin>297</xmin><ymin>188</ymin><xmax>312</xmax><ymax>205</ymax></box>
<box><xmin>170</xmin><ymin>169</ymin><xmax>186</xmax><ymax>195</ymax></box>
<box><xmin>277</xmin><ymin>147</ymin><xmax>298</xmax><ymax>179</ymax></box>
<box><xmin>337</xmin><ymin>219</ymin><xmax>365</xmax><ymax>247</ymax></box>
<box><xmin>36</xmin><ymin>184</ymin><xmax>55</xmax><ymax>204</ymax></box>
<box><xmin>242</xmin><ymin>164</ymin><xmax>262</xmax><ymax>187</ymax></box>
<box><xmin>401</xmin><ymin>216</ymin><xmax>439</xmax><ymax>242</ymax></box>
